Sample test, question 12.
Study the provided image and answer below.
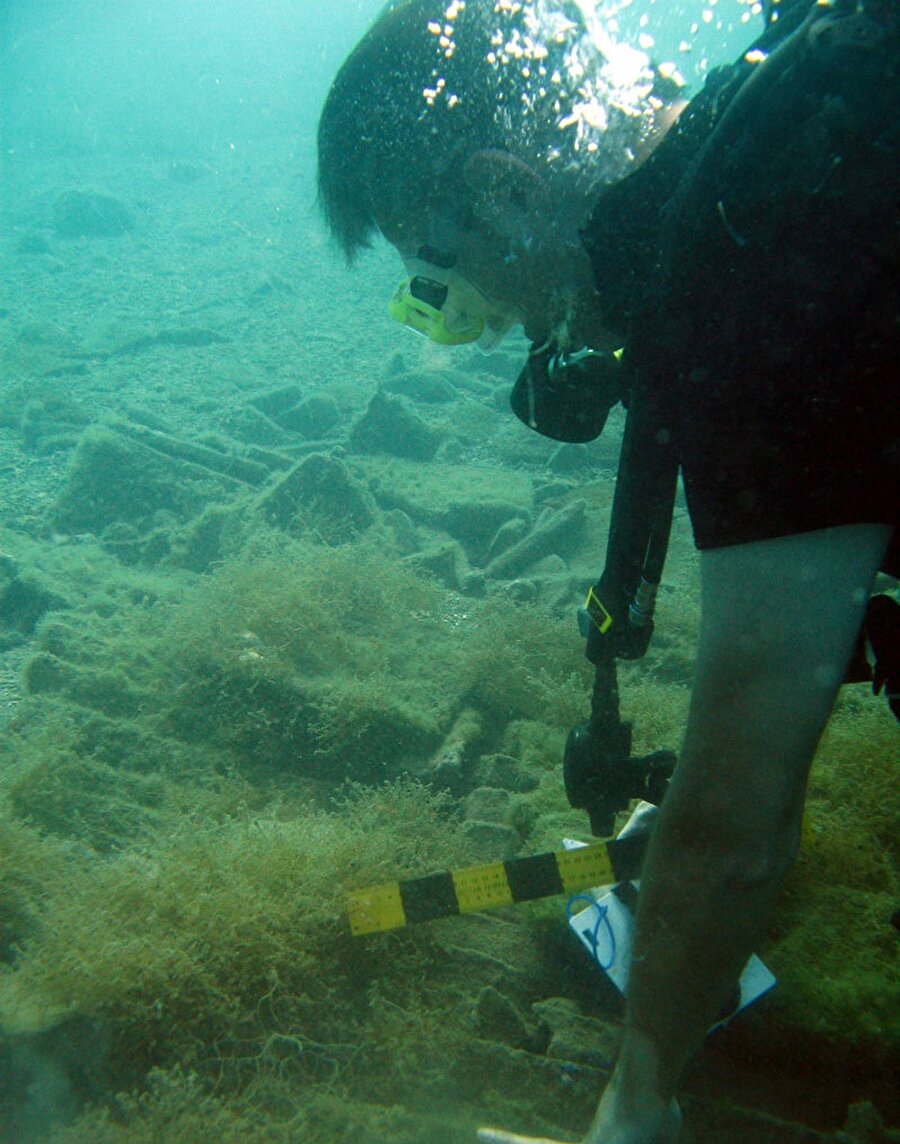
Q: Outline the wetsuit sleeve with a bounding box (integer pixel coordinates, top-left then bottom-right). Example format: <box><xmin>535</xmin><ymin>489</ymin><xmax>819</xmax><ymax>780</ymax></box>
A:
<box><xmin>617</xmin><ymin>2</ymin><xmax>899</xmax><ymax>552</ymax></box>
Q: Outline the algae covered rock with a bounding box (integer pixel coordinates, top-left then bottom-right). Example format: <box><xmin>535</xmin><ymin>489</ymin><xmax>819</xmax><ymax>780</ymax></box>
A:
<box><xmin>422</xmin><ymin>707</ymin><xmax>486</xmax><ymax>792</ymax></box>
<box><xmin>8</xmin><ymin>752</ymin><xmax>164</xmax><ymax>852</ymax></box>
<box><xmin>348</xmin><ymin>389</ymin><xmax>443</xmax><ymax>460</ymax></box>
<box><xmin>486</xmin><ymin>516</ymin><xmax>530</xmax><ymax>564</ymax></box>
<box><xmin>464</xmin><ymin>785</ymin><xmax>513</xmax><ymax>824</ymax></box>
<box><xmin>402</xmin><ymin>540</ymin><xmax>467</xmax><ymax>590</ymax></box>
<box><xmin>0</xmin><ymin>379</ymin><xmax>90</xmax><ymax>454</ymax></box>
<box><xmin>52</xmin><ymin>426</ymin><xmax>241</xmax><ymax>537</ymax></box>
<box><xmin>547</xmin><ymin>442</ymin><xmax>592</xmax><ymax>475</ymax></box>
<box><xmin>531</xmin><ymin>997</ymin><xmax>619</xmax><ymax>1070</ymax></box>
<box><xmin>462</xmin><ymin>786</ymin><xmax>525</xmax><ymax>859</ymax></box>
<box><xmin>472</xmin><ymin>752</ymin><xmax>540</xmax><ymax>793</ymax></box>
<box><xmin>0</xmin><ymin>573</ymin><xmax>66</xmax><ymax>639</ymax></box>
<box><xmin>53</xmin><ymin>190</ymin><xmax>135</xmax><ymax>238</ymax></box>
<box><xmin>472</xmin><ymin>985</ymin><xmax>532</xmax><ymax>1050</ymax></box>
<box><xmin>167</xmin><ymin>503</ymin><xmax>238</xmax><ymax>573</ymax></box>
<box><xmin>483</xmin><ymin>499</ymin><xmax>586</xmax><ymax>580</ymax></box>
<box><xmin>25</xmin><ymin>653</ymin><xmax>150</xmax><ymax>720</ymax></box>
<box><xmin>14</xmin><ymin>232</ymin><xmax>53</xmax><ymax>255</ymax></box>
<box><xmin>247</xmin><ymin>384</ymin><xmax>303</xmax><ymax>417</ymax></box>
<box><xmin>0</xmin><ymin>820</ymin><xmax>62</xmax><ymax>963</ymax></box>
<box><xmin>256</xmin><ymin>452</ymin><xmax>375</xmax><ymax>542</ymax></box>
<box><xmin>461</xmin><ymin>818</ymin><xmax>520</xmax><ymax>859</ymax></box>
<box><xmin>20</xmin><ymin>392</ymin><xmax>91</xmax><ymax>454</ymax></box>
<box><xmin>383</xmin><ymin>508</ymin><xmax>419</xmax><ymax>554</ymax></box>
<box><xmin>382</xmin><ymin>369</ymin><xmax>459</xmax><ymax>404</ymax></box>
<box><xmin>274</xmin><ymin>392</ymin><xmax>341</xmax><ymax>438</ymax></box>
<box><xmin>361</xmin><ymin>455</ymin><xmax>533</xmax><ymax>562</ymax></box>
<box><xmin>220</xmin><ymin>404</ymin><xmax>289</xmax><ymax>448</ymax></box>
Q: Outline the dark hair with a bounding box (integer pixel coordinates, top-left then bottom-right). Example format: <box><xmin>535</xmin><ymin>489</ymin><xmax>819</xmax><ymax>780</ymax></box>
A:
<box><xmin>317</xmin><ymin>0</ymin><xmax>672</xmax><ymax>262</ymax></box>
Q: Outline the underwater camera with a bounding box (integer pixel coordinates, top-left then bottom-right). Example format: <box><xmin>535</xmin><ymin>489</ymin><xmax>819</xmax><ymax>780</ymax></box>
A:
<box><xmin>564</xmin><ymin>719</ymin><xmax>675</xmax><ymax>839</ymax></box>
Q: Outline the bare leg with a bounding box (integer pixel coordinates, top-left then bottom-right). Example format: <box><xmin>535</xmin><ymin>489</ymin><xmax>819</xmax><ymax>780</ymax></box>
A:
<box><xmin>478</xmin><ymin>525</ymin><xmax>890</xmax><ymax>1144</ymax></box>
<box><xmin>585</xmin><ymin>523</ymin><xmax>891</xmax><ymax>1142</ymax></box>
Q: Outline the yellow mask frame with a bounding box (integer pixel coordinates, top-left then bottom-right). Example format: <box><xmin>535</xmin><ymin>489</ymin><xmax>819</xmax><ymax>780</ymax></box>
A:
<box><xmin>389</xmin><ymin>277</ymin><xmax>485</xmax><ymax>346</ymax></box>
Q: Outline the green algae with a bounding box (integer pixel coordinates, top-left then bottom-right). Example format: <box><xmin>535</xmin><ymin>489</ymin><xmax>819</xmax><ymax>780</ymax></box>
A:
<box><xmin>0</xmin><ymin>525</ymin><xmax>895</xmax><ymax>1140</ymax></box>
<box><xmin>765</xmin><ymin>693</ymin><xmax>899</xmax><ymax>1056</ymax></box>
<box><xmin>0</xmin><ymin>781</ymin><xmax>485</xmax><ymax>1144</ymax></box>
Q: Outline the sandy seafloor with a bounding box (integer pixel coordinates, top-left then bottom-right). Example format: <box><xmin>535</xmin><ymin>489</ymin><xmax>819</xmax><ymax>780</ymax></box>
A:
<box><xmin>0</xmin><ymin>141</ymin><xmax>897</xmax><ymax>1144</ymax></box>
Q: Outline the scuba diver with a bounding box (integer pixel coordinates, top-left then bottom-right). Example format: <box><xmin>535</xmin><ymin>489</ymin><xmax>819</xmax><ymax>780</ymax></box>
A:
<box><xmin>317</xmin><ymin>1</ymin><xmax>899</xmax><ymax>1140</ymax></box>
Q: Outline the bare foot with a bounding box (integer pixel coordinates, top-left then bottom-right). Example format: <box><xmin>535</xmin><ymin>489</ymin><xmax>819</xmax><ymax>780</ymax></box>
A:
<box><xmin>477</xmin><ymin>1131</ymin><xmax>574</xmax><ymax>1144</ymax></box>
<box><xmin>476</xmin><ymin>1100</ymin><xmax>680</xmax><ymax>1144</ymax></box>
<box><xmin>585</xmin><ymin>1097</ymin><xmax>681</xmax><ymax>1144</ymax></box>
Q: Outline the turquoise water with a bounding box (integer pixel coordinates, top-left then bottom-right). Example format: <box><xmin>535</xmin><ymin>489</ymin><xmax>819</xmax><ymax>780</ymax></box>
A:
<box><xmin>0</xmin><ymin>3</ymin><xmax>896</xmax><ymax>1142</ymax></box>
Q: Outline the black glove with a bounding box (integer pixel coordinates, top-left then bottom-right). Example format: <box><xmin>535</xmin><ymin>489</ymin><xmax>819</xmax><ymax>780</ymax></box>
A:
<box><xmin>868</xmin><ymin>594</ymin><xmax>900</xmax><ymax>722</ymax></box>
<box><xmin>844</xmin><ymin>593</ymin><xmax>900</xmax><ymax>722</ymax></box>
<box><xmin>510</xmin><ymin>342</ymin><xmax>622</xmax><ymax>444</ymax></box>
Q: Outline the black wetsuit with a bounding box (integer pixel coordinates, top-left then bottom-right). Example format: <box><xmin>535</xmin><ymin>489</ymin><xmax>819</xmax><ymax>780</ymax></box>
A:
<box><xmin>581</xmin><ymin>0</ymin><xmax>899</xmax><ymax>567</ymax></box>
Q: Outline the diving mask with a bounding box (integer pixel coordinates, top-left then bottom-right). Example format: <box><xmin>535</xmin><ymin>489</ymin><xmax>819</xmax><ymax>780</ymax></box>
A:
<box><xmin>389</xmin><ymin>247</ymin><xmax>515</xmax><ymax>353</ymax></box>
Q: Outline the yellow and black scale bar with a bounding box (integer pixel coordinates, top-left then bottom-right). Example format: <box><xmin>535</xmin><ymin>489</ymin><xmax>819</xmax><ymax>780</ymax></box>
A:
<box><xmin>348</xmin><ymin>833</ymin><xmax>646</xmax><ymax>937</ymax></box>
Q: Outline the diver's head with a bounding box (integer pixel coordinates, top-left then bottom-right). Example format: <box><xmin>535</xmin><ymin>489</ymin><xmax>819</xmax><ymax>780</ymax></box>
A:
<box><xmin>378</xmin><ymin>150</ymin><xmax>613</xmax><ymax>350</ymax></box>
<box><xmin>317</xmin><ymin>0</ymin><xmax>682</xmax><ymax>346</ymax></box>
